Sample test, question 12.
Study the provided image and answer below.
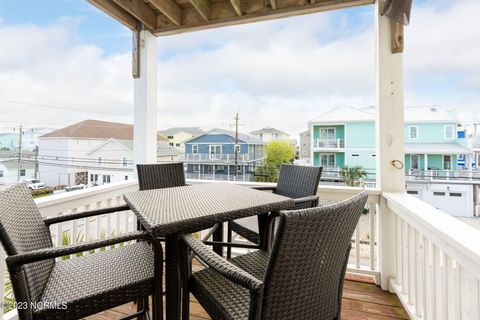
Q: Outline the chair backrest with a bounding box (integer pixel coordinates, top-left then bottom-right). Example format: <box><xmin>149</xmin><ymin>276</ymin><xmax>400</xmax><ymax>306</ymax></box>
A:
<box><xmin>136</xmin><ymin>163</ymin><xmax>186</xmax><ymax>191</ymax></box>
<box><xmin>0</xmin><ymin>183</ymin><xmax>54</xmax><ymax>305</ymax></box>
<box><xmin>274</xmin><ymin>164</ymin><xmax>322</xmax><ymax>200</ymax></box>
<box><xmin>260</xmin><ymin>192</ymin><xmax>367</xmax><ymax>320</ymax></box>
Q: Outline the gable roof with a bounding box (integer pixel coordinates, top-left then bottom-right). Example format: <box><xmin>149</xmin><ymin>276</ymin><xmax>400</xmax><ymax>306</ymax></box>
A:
<box><xmin>249</xmin><ymin>127</ymin><xmax>289</xmax><ymax>136</ymax></box>
<box><xmin>309</xmin><ymin>106</ymin><xmax>459</xmax><ymax>124</ymax></box>
<box><xmin>87</xmin><ymin>138</ymin><xmax>180</xmax><ymax>156</ymax></box>
<box><xmin>183</xmin><ymin>128</ymin><xmax>265</xmax><ymax>145</ymax></box>
<box><xmin>41</xmin><ymin>119</ymin><xmax>167</xmax><ymax>141</ymax></box>
<box><xmin>159</xmin><ymin>127</ymin><xmax>204</xmax><ymax>136</ymax></box>
<box><xmin>309</xmin><ymin>106</ymin><xmax>374</xmax><ymax>124</ymax></box>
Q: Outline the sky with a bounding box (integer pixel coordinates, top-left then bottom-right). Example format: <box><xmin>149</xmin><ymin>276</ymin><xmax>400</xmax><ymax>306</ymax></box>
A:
<box><xmin>0</xmin><ymin>0</ymin><xmax>479</xmax><ymax>138</ymax></box>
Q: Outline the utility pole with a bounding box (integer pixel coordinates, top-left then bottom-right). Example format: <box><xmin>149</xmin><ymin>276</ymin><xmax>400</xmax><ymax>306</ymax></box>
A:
<box><xmin>15</xmin><ymin>125</ymin><xmax>23</xmax><ymax>181</ymax></box>
<box><xmin>34</xmin><ymin>146</ymin><xmax>39</xmax><ymax>179</ymax></box>
<box><xmin>234</xmin><ymin>113</ymin><xmax>239</xmax><ymax>177</ymax></box>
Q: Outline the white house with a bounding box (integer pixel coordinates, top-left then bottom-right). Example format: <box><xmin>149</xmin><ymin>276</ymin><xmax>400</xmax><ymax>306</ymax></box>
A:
<box><xmin>38</xmin><ymin>119</ymin><xmax>178</xmax><ymax>187</ymax></box>
<box><xmin>87</xmin><ymin>138</ymin><xmax>179</xmax><ymax>185</ymax></box>
<box><xmin>0</xmin><ymin>158</ymin><xmax>36</xmax><ymax>185</ymax></box>
<box><xmin>249</xmin><ymin>127</ymin><xmax>290</xmax><ymax>143</ymax></box>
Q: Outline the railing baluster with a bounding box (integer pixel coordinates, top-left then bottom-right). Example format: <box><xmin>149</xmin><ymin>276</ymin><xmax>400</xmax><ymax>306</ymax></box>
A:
<box><xmin>396</xmin><ymin>215</ymin><xmax>403</xmax><ymax>287</ymax></box>
<box><xmin>440</xmin><ymin>251</ymin><xmax>447</xmax><ymax>319</ymax></box>
<box><xmin>446</xmin><ymin>255</ymin><xmax>455</xmax><ymax>319</ymax></box>
<box><xmin>415</xmin><ymin>230</ymin><xmax>422</xmax><ymax>318</ymax></box>
<box><xmin>368</xmin><ymin>202</ymin><xmax>376</xmax><ymax>271</ymax></box>
<box><xmin>402</xmin><ymin>219</ymin><xmax>408</xmax><ymax>295</ymax></box>
<box><xmin>355</xmin><ymin>225</ymin><xmax>361</xmax><ymax>269</ymax></box>
<box><xmin>424</xmin><ymin>237</ymin><xmax>435</xmax><ymax>320</ymax></box>
<box><xmin>70</xmin><ymin>208</ymin><xmax>78</xmax><ymax>259</ymax></box>
<box><xmin>95</xmin><ymin>201</ymin><xmax>101</xmax><ymax>252</ymax></box>
<box><xmin>408</xmin><ymin>224</ymin><xmax>415</xmax><ymax>305</ymax></box>
<box><xmin>433</xmin><ymin>245</ymin><xmax>442</xmax><ymax>319</ymax></box>
<box><xmin>84</xmin><ymin>204</ymin><xmax>90</xmax><ymax>244</ymax></box>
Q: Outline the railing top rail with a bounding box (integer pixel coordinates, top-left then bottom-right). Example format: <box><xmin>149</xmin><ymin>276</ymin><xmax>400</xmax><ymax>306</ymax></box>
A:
<box><xmin>384</xmin><ymin>191</ymin><xmax>480</xmax><ymax>280</ymax></box>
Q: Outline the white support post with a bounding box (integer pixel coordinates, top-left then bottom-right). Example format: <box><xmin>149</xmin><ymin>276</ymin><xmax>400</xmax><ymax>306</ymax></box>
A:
<box><xmin>134</xmin><ymin>30</ymin><xmax>158</xmax><ymax>166</ymax></box>
<box><xmin>375</xmin><ymin>0</ymin><xmax>406</xmax><ymax>291</ymax></box>
<box><xmin>424</xmin><ymin>153</ymin><xmax>428</xmax><ymax>173</ymax></box>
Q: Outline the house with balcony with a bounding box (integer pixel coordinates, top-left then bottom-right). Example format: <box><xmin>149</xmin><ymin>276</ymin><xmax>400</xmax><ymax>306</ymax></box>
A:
<box><xmin>158</xmin><ymin>127</ymin><xmax>204</xmax><ymax>152</ymax></box>
<box><xmin>309</xmin><ymin>106</ymin><xmax>471</xmax><ymax>179</ymax></box>
<box><xmin>249</xmin><ymin>127</ymin><xmax>290</xmax><ymax>143</ymax></box>
<box><xmin>181</xmin><ymin>128</ymin><xmax>265</xmax><ymax>181</ymax></box>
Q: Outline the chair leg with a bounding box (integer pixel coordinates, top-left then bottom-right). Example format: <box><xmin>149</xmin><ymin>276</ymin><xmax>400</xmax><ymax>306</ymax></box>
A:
<box><xmin>136</xmin><ymin>298</ymin><xmax>144</xmax><ymax>320</ymax></box>
<box><xmin>226</xmin><ymin>223</ymin><xmax>232</xmax><ymax>259</ymax></box>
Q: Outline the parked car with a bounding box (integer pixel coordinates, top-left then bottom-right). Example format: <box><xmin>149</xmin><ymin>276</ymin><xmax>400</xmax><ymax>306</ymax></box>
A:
<box><xmin>25</xmin><ymin>179</ymin><xmax>46</xmax><ymax>190</ymax></box>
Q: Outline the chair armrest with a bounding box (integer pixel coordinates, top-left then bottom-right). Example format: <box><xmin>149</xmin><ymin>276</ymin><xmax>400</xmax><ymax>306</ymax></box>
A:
<box><xmin>44</xmin><ymin>204</ymin><xmax>131</xmax><ymax>226</ymax></box>
<box><xmin>293</xmin><ymin>195</ymin><xmax>319</xmax><ymax>206</ymax></box>
<box><xmin>6</xmin><ymin>231</ymin><xmax>151</xmax><ymax>270</ymax></box>
<box><xmin>249</xmin><ymin>185</ymin><xmax>276</xmax><ymax>191</ymax></box>
<box><xmin>181</xmin><ymin>234</ymin><xmax>263</xmax><ymax>292</ymax></box>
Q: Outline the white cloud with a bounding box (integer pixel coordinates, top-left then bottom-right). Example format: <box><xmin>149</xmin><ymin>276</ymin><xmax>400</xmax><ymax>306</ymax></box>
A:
<box><xmin>0</xmin><ymin>0</ymin><xmax>479</xmax><ymax>138</ymax></box>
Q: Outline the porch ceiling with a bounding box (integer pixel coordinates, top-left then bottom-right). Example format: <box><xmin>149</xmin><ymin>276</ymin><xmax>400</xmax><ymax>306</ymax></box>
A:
<box><xmin>88</xmin><ymin>0</ymin><xmax>374</xmax><ymax>36</ymax></box>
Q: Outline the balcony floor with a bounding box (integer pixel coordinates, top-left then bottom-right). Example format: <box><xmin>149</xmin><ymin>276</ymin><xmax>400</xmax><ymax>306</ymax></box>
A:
<box><xmin>85</xmin><ymin>257</ymin><xmax>408</xmax><ymax>320</ymax></box>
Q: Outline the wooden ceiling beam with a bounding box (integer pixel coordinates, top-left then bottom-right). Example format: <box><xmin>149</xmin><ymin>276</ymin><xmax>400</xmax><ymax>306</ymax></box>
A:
<box><xmin>155</xmin><ymin>0</ymin><xmax>374</xmax><ymax>36</ymax></box>
<box><xmin>189</xmin><ymin>0</ymin><xmax>211</xmax><ymax>21</ymax></box>
<box><xmin>112</xmin><ymin>0</ymin><xmax>158</xmax><ymax>30</ymax></box>
<box><xmin>229</xmin><ymin>0</ymin><xmax>243</xmax><ymax>16</ymax></box>
<box><xmin>87</xmin><ymin>0</ymin><xmax>139</xmax><ymax>30</ymax></box>
<box><xmin>269</xmin><ymin>0</ymin><xmax>277</xmax><ymax>10</ymax></box>
<box><xmin>149</xmin><ymin>0</ymin><xmax>183</xmax><ymax>26</ymax></box>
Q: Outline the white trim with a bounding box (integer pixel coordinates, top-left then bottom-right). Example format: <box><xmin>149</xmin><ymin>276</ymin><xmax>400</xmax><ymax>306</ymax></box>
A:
<box><xmin>408</xmin><ymin>125</ymin><xmax>419</xmax><ymax>140</ymax></box>
<box><xmin>192</xmin><ymin>144</ymin><xmax>199</xmax><ymax>154</ymax></box>
<box><xmin>410</xmin><ymin>154</ymin><xmax>420</xmax><ymax>170</ymax></box>
<box><xmin>444</xmin><ymin>125</ymin><xmax>455</xmax><ymax>140</ymax></box>
<box><xmin>319</xmin><ymin>153</ymin><xmax>336</xmax><ymax>167</ymax></box>
<box><xmin>209</xmin><ymin>144</ymin><xmax>222</xmax><ymax>154</ymax></box>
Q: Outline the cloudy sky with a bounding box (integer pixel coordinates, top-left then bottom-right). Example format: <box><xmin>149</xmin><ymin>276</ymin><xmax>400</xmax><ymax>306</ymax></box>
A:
<box><xmin>0</xmin><ymin>0</ymin><xmax>479</xmax><ymax>138</ymax></box>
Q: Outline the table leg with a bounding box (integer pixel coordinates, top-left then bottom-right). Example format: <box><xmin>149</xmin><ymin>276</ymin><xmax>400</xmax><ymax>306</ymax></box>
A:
<box><xmin>152</xmin><ymin>239</ymin><xmax>164</xmax><ymax>320</ymax></box>
<box><xmin>166</xmin><ymin>234</ymin><xmax>181</xmax><ymax>320</ymax></box>
<box><xmin>212</xmin><ymin>222</ymin><xmax>224</xmax><ymax>256</ymax></box>
<box><xmin>257</xmin><ymin>213</ymin><xmax>269</xmax><ymax>250</ymax></box>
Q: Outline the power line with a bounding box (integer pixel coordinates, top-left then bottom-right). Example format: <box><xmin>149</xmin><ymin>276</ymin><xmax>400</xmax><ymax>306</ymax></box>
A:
<box><xmin>7</xmin><ymin>77</ymin><xmax>132</xmax><ymax>106</ymax></box>
<box><xmin>0</xmin><ymin>98</ymin><xmax>132</xmax><ymax>116</ymax></box>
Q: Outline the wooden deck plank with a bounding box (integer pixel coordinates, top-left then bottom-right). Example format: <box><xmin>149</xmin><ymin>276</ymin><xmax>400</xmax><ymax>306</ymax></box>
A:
<box><xmin>86</xmin><ymin>276</ymin><xmax>407</xmax><ymax>320</ymax></box>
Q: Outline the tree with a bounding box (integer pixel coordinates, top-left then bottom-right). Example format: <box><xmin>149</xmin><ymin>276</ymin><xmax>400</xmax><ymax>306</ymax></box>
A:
<box><xmin>255</xmin><ymin>141</ymin><xmax>295</xmax><ymax>182</ymax></box>
<box><xmin>339</xmin><ymin>165</ymin><xmax>367</xmax><ymax>187</ymax></box>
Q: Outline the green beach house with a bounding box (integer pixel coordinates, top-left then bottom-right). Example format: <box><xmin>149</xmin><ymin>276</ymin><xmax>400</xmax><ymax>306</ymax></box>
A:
<box><xmin>308</xmin><ymin>106</ymin><xmax>471</xmax><ymax>179</ymax></box>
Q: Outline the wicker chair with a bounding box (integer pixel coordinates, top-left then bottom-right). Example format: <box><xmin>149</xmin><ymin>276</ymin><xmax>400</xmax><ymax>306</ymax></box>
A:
<box><xmin>0</xmin><ymin>183</ymin><xmax>162</xmax><ymax>320</ymax></box>
<box><xmin>137</xmin><ymin>162</ymin><xmax>186</xmax><ymax>191</ymax></box>
<box><xmin>179</xmin><ymin>192</ymin><xmax>367</xmax><ymax>320</ymax></box>
<box><xmin>227</xmin><ymin>164</ymin><xmax>322</xmax><ymax>258</ymax></box>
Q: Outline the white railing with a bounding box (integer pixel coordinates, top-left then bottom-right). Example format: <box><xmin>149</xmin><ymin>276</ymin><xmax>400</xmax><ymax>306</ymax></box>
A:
<box><xmin>407</xmin><ymin>169</ymin><xmax>480</xmax><ymax>181</ymax></box>
<box><xmin>314</xmin><ymin>138</ymin><xmax>345</xmax><ymax>149</ymax></box>
<box><xmin>7</xmin><ymin>179</ymin><xmax>480</xmax><ymax>319</ymax></box>
<box><xmin>179</xmin><ymin>153</ymin><xmax>263</xmax><ymax>162</ymax></box>
<box><xmin>385</xmin><ymin>192</ymin><xmax>480</xmax><ymax>320</ymax></box>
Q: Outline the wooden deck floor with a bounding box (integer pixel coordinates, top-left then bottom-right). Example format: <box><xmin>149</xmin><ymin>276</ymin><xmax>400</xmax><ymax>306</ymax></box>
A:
<box><xmin>87</xmin><ymin>271</ymin><xmax>408</xmax><ymax>320</ymax></box>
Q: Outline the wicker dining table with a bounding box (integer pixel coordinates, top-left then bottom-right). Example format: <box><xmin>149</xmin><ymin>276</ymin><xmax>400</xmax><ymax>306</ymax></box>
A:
<box><xmin>123</xmin><ymin>182</ymin><xmax>295</xmax><ymax>320</ymax></box>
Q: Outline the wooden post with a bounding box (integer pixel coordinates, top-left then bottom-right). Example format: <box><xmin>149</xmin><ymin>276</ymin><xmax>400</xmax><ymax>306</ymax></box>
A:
<box><xmin>134</xmin><ymin>30</ymin><xmax>158</xmax><ymax>166</ymax></box>
<box><xmin>375</xmin><ymin>0</ymin><xmax>405</xmax><ymax>291</ymax></box>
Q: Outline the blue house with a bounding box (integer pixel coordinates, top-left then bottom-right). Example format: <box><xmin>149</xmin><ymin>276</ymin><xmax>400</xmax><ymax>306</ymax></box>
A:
<box><xmin>182</xmin><ymin>128</ymin><xmax>265</xmax><ymax>180</ymax></box>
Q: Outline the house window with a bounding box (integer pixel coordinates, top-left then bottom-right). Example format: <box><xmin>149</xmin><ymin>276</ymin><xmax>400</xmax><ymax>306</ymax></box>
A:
<box><xmin>409</xmin><ymin>126</ymin><xmax>419</xmax><ymax>140</ymax></box>
<box><xmin>0</xmin><ymin>170</ymin><xmax>3</xmax><ymax>177</ymax></box>
<box><xmin>97</xmin><ymin>157</ymin><xmax>103</xmax><ymax>165</ymax></box>
<box><xmin>193</xmin><ymin>164</ymin><xmax>200</xmax><ymax>172</ymax></box>
<box><xmin>125</xmin><ymin>175</ymin><xmax>129</xmax><ymax>180</ymax></box>
<box><xmin>192</xmin><ymin>145</ymin><xmax>198</xmax><ymax>154</ymax></box>
<box><xmin>371</xmin><ymin>154</ymin><xmax>376</xmax><ymax>158</ymax></box>
<box><xmin>209</xmin><ymin>145</ymin><xmax>222</xmax><ymax>154</ymax></box>
<box><xmin>90</xmin><ymin>174</ymin><xmax>98</xmax><ymax>182</ymax></box>
<box><xmin>319</xmin><ymin>128</ymin><xmax>335</xmax><ymax>141</ymax></box>
<box><xmin>444</xmin><ymin>125</ymin><xmax>455</xmax><ymax>139</ymax></box>
<box><xmin>167</xmin><ymin>135</ymin><xmax>174</xmax><ymax>139</ymax></box>
<box><xmin>258</xmin><ymin>133</ymin><xmax>263</xmax><ymax>140</ymax></box>
<box><xmin>102</xmin><ymin>175</ymin><xmax>111</xmax><ymax>184</ymax></box>
<box><xmin>122</xmin><ymin>157</ymin><xmax>128</xmax><ymax>167</ymax></box>
<box><xmin>443</xmin><ymin>155</ymin><xmax>452</xmax><ymax>170</ymax></box>
<box><xmin>169</xmin><ymin>142</ymin><xmax>174</xmax><ymax>146</ymax></box>
<box><xmin>176</xmin><ymin>143</ymin><xmax>180</xmax><ymax>147</ymax></box>
<box><xmin>411</xmin><ymin>154</ymin><xmax>420</xmax><ymax>170</ymax></box>
<box><xmin>204</xmin><ymin>165</ymin><xmax>213</xmax><ymax>174</ymax></box>
<box><xmin>320</xmin><ymin>154</ymin><xmax>335</xmax><ymax>167</ymax></box>
<box><xmin>216</xmin><ymin>165</ymin><xmax>226</xmax><ymax>172</ymax></box>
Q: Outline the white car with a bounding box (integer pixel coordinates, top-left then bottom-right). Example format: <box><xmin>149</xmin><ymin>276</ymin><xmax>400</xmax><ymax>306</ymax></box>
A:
<box><xmin>25</xmin><ymin>179</ymin><xmax>46</xmax><ymax>190</ymax></box>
